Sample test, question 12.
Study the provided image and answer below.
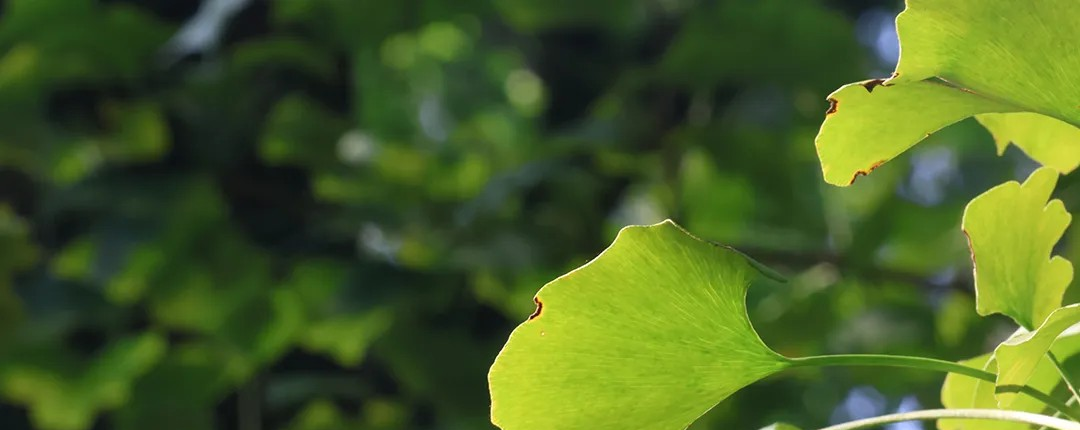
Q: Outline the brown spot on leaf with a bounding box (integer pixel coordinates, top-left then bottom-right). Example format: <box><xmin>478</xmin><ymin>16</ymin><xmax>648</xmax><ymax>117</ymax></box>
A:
<box><xmin>962</xmin><ymin>229</ymin><xmax>977</xmax><ymax>269</ymax></box>
<box><xmin>847</xmin><ymin>159</ymin><xmax>887</xmax><ymax>185</ymax></box>
<box><xmin>862</xmin><ymin>78</ymin><xmax>887</xmax><ymax>93</ymax></box>
<box><xmin>528</xmin><ymin>297</ymin><xmax>543</xmax><ymax>320</ymax></box>
<box><xmin>826</xmin><ymin>98</ymin><xmax>838</xmax><ymax>115</ymax></box>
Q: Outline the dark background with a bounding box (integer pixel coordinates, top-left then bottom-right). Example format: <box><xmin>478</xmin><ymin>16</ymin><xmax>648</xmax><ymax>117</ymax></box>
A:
<box><xmin>0</xmin><ymin>0</ymin><xmax>1077</xmax><ymax>429</ymax></box>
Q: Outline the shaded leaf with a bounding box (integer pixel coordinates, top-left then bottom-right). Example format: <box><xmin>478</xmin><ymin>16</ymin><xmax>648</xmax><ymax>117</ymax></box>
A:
<box><xmin>961</xmin><ymin>167</ymin><xmax>1073</xmax><ymax>330</ymax></box>
<box><xmin>0</xmin><ymin>334</ymin><xmax>165</xmax><ymax>430</ymax></box>
<box><xmin>488</xmin><ymin>220</ymin><xmax>789</xmax><ymax>429</ymax></box>
<box><xmin>300</xmin><ymin>309</ymin><xmax>393</xmax><ymax>367</ymax></box>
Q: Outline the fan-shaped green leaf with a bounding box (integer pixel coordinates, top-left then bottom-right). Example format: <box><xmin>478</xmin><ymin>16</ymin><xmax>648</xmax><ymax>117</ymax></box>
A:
<box><xmin>890</xmin><ymin>0</ymin><xmax>1080</xmax><ymax>127</ymax></box>
<box><xmin>961</xmin><ymin>167</ymin><xmax>1073</xmax><ymax>330</ymax></box>
<box><xmin>488</xmin><ymin>220</ymin><xmax>789</xmax><ymax>430</ymax></box>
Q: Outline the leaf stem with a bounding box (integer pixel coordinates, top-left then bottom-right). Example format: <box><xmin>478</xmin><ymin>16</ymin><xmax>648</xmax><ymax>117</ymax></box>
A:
<box><xmin>817</xmin><ymin>408</ymin><xmax>1080</xmax><ymax>430</ymax></box>
<box><xmin>1049</xmin><ymin>351</ymin><xmax>1080</xmax><ymax>403</ymax></box>
<box><xmin>789</xmin><ymin>354</ymin><xmax>1080</xmax><ymax>421</ymax></box>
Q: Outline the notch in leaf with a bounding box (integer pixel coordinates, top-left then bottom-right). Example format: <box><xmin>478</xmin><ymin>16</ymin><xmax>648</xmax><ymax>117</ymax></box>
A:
<box><xmin>962</xmin><ymin>167</ymin><xmax>1073</xmax><ymax>331</ymax></box>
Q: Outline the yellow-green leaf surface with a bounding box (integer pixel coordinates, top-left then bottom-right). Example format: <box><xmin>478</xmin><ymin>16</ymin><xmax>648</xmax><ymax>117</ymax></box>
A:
<box><xmin>976</xmin><ymin>113</ymin><xmax>1080</xmax><ymax>174</ymax></box>
<box><xmin>815</xmin><ymin>79</ymin><xmax>1016</xmax><ymax>186</ymax></box>
<box><xmin>995</xmin><ymin>305</ymin><xmax>1080</xmax><ymax>407</ymax></box>
<box><xmin>815</xmin><ymin>0</ymin><xmax>1080</xmax><ymax>186</ymax></box>
<box><xmin>488</xmin><ymin>220</ymin><xmax>789</xmax><ymax>430</ymax></box>
<box><xmin>939</xmin><ymin>335</ymin><xmax>1080</xmax><ymax>430</ymax></box>
<box><xmin>961</xmin><ymin>167</ymin><xmax>1073</xmax><ymax>330</ymax></box>
<box><xmin>890</xmin><ymin>0</ymin><xmax>1080</xmax><ymax>127</ymax></box>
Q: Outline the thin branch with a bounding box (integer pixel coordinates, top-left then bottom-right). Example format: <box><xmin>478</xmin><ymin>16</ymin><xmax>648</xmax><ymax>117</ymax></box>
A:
<box><xmin>733</xmin><ymin>245</ymin><xmax>971</xmax><ymax>293</ymax></box>
<box><xmin>818</xmin><ymin>409</ymin><xmax>1080</xmax><ymax>430</ymax></box>
<box><xmin>1050</xmin><ymin>351</ymin><xmax>1080</xmax><ymax>403</ymax></box>
<box><xmin>790</xmin><ymin>354</ymin><xmax>1080</xmax><ymax>421</ymax></box>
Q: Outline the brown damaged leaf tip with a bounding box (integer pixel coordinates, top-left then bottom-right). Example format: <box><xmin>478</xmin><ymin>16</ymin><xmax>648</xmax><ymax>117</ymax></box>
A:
<box><xmin>847</xmin><ymin>160</ymin><xmax>886</xmax><ymax>185</ymax></box>
<box><xmin>861</xmin><ymin>78</ymin><xmax>887</xmax><ymax>93</ymax></box>
<box><xmin>528</xmin><ymin>297</ymin><xmax>543</xmax><ymax>320</ymax></box>
<box><xmin>826</xmin><ymin>98</ymin><xmax>838</xmax><ymax>115</ymax></box>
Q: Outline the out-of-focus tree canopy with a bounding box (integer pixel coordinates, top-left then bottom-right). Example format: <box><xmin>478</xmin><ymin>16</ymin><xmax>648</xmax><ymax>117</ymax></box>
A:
<box><xmin>0</xmin><ymin>0</ymin><xmax>1076</xmax><ymax>429</ymax></box>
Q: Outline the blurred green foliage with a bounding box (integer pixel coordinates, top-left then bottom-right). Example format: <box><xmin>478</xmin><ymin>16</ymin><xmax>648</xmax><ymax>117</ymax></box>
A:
<box><xmin>0</xmin><ymin>0</ymin><xmax>1077</xmax><ymax>429</ymax></box>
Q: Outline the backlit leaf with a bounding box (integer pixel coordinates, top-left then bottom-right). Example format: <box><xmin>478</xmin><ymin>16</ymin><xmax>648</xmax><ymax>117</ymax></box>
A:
<box><xmin>961</xmin><ymin>167</ymin><xmax>1073</xmax><ymax>330</ymax></box>
<box><xmin>815</xmin><ymin>0</ymin><xmax>1080</xmax><ymax>185</ymax></box>
<box><xmin>488</xmin><ymin>220</ymin><xmax>789</xmax><ymax>429</ymax></box>
<box><xmin>890</xmin><ymin>0</ymin><xmax>1080</xmax><ymax>127</ymax></box>
<box><xmin>815</xmin><ymin>79</ymin><xmax>1015</xmax><ymax>186</ymax></box>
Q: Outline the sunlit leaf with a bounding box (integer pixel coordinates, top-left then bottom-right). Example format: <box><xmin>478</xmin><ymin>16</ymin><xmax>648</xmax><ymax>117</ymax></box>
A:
<box><xmin>890</xmin><ymin>0</ymin><xmax>1080</xmax><ymax>128</ymax></box>
<box><xmin>488</xmin><ymin>220</ymin><xmax>789</xmax><ymax>429</ymax></box>
<box><xmin>961</xmin><ymin>167</ymin><xmax>1073</xmax><ymax>330</ymax></box>
<box><xmin>816</xmin><ymin>0</ymin><xmax>1080</xmax><ymax>185</ymax></box>
<box><xmin>815</xmin><ymin>79</ymin><xmax>1016</xmax><ymax>186</ymax></box>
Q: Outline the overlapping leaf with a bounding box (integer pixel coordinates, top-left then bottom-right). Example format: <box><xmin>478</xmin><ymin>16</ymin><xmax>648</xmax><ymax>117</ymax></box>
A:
<box><xmin>815</xmin><ymin>80</ymin><xmax>1016</xmax><ymax>186</ymax></box>
<box><xmin>994</xmin><ymin>306</ymin><xmax>1080</xmax><ymax>407</ymax></box>
<box><xmin>940</xmin><ymin>334</ymin><xmax>1080</xmax><ymax>429</ymax></box>
<box><xmin>815</xmin><ymin>0</ymin><xmax>1080</xmax><ymax>185</ymax></box>
<box><xmin>976</xmin><ymin>113</ymin><xmax>1080</xmax><ymax>174</ymax></box>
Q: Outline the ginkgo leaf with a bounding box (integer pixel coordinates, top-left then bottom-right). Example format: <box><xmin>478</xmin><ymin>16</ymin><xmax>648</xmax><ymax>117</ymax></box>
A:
<box><xmin>815</xmin><ymin>0</ymin><xmax>1080</xmax><ymax>186</ymax></box>
<box><xmin>488</xmin><ymin>220</ymin><xmax>789</xmax><ymax>430</ymax></box>
<box><xmin>976</xmin><ymin>113</ymin><xmax>1080</xmax><ymax>174</ymax></box>
<box><xmin>994</xmin><ymin>305</ymin><xmax>1080</xmax><ymax>407</ymax></box>
<box><xmin>939</xmin><ymin>334</ymin><xmax>1080</xmax><ymax>430</ymax></box>
<box><xmin>815</xmin><ymin>79</ymin><xmax>1016</xmax><ymax>186</ymax></box>
<box><xmin>961</xmin><ymin>167</ymin><xmax>1073</xmax><ymax>330</ymax></box>
<box><xmin>890</xmin><ymin>0</ymin><xmax>1080</xmax><ymax>127</ymax></box>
